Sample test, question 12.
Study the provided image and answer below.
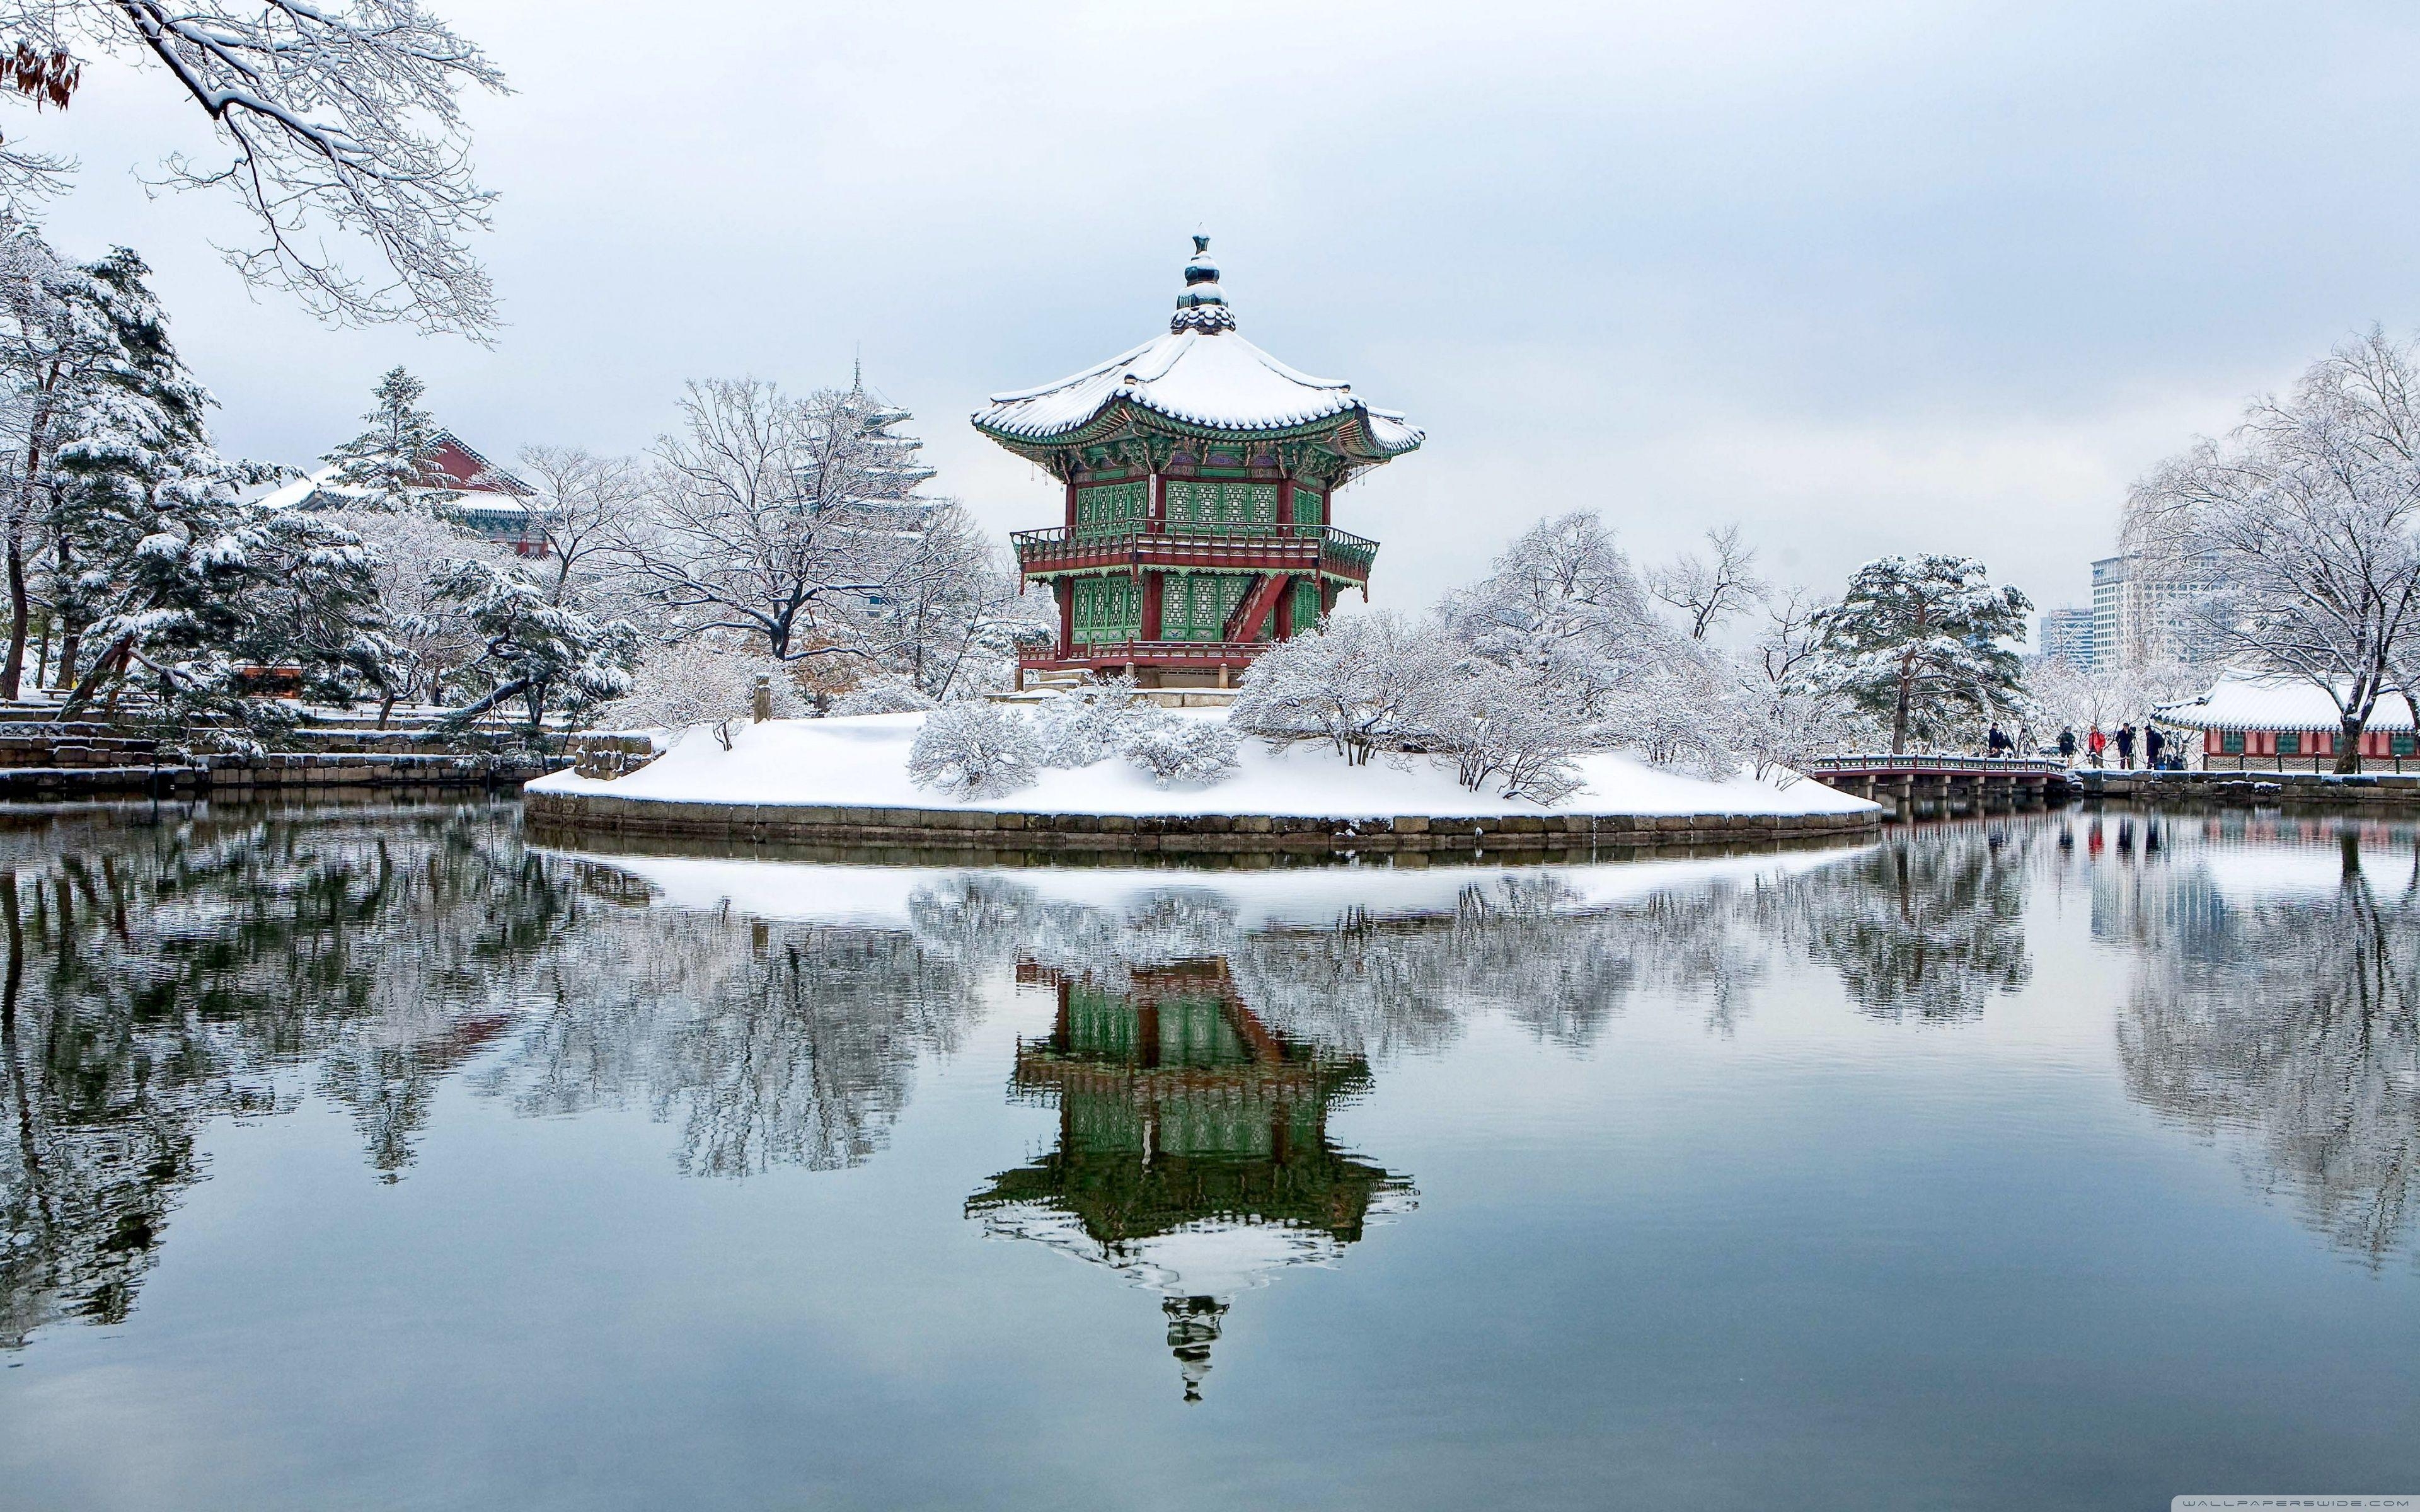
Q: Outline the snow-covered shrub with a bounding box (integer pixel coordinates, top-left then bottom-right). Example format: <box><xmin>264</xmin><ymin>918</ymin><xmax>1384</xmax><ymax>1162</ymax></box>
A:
<box><xmin>831</xmin><ymin>673</ymin><xmax>938</xmax><ymax>717</ymax></box>
<box><xmin>1121</xmin><ymin>711</ymin><xmax>1242</xmax><ymax>788</ymax></box>
<box><xmin>597</xmin><ymin>637</ymin><xmax>800</xmax><ymax>750</ymax></box>
<box><xmin>1232</xmin><ymin>612</ymin><xmax>1449</xmax><ymax>764</ymax></box>
<box><xmin>1032</xmin><ymin>675</ymin><xmax>1152</xmax><ymax>768</ymax></box>
<box><xmin>1422</xmin><ymin>662</ymin><xmax>1586</xmax><ymax>805</ymax></box>
<box><xmin>907</xmin><ymin>701</ymin><xmax>1039</xmax><ymax>799</ymax></box>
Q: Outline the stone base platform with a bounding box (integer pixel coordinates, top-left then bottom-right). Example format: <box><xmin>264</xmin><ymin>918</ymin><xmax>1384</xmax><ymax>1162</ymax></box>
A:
<box><xmin>521</xmin><ymin>789</ymin><xmax>1880</xmax><ymax>860</ymax></box>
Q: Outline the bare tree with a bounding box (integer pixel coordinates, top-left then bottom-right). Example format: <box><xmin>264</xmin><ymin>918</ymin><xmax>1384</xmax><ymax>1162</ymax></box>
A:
<box><xmin>856</xmin><ymin>502</ymin><xmax>1022</xmax><ymax>701</ymax></box>
<box><xmin>629</xmin><ymin>379</ymin><xmax>988</xmax><ymax>671</ymax></box>
<box><xmin>1753</xmin><ymin>584</ymin><xmax>1832</xmax><ymax>691</ymax></box>
<box><xmin>505</xmin><ymin>446</ymin><xmax>646</xmax><ymax>609</ymax></box>
<box><xmin>0</xmin><ymin>0</ymin><xmax>507</xmax><ymax>336</ymax></box>
<box><xmin>2128</xmin><ymin>328</ymin><xmax>2420</xmax><ymax>773</ymax></box>
<box><xmin>1650</xmin><ymin>523</ymin><xmax>1768</xmax><ymax>640</ymax></box>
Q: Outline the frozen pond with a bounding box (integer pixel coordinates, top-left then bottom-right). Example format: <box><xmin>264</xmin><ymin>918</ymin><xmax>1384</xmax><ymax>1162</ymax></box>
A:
<box><xmin>1</xmin><ymin>801</ymin><xmax>2416</xmax><ymax>1509</ymax></box>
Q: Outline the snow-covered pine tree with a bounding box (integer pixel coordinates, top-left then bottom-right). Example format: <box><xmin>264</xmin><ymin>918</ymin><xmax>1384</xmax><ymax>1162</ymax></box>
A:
<box><xmin>321</xmin><ymin>502</ymin><xmax>496</xmax><ymax>721</ymax></box>
<box><xmin>1812</xmin><ymin>554</ymin><xmax>2030</xmax><ymax>754</ymax></box>
<box><xmin>46</xmin><ymin>248</ymin><xmax>386</xmax><ymax>735</ymax></box>
<box><xmin>428</xmin><ymin>558</ymin><xmax>636</xmax><ymax>740</ymax></box>
<box><xmin>325</xmin><ymin>365</ymin><xmax>453</xmax><ymax>513</ymax></box>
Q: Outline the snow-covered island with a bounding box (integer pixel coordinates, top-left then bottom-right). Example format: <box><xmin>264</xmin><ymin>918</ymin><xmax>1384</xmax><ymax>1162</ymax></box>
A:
<box><xmin>524</xmin><ymin>707</ymin><xmax>1881</xmax><ymax>856</ymax></box>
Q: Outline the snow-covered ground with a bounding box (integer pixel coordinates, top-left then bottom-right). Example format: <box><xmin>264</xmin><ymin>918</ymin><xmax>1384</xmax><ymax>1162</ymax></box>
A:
<box><xmin>526</xmin><ymin>711</ymin><xmax>1879</xmax><ymax>820</ymax></box>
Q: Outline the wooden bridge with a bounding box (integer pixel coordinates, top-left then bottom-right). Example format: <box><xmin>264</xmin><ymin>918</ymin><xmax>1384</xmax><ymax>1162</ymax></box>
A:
<box><xmin>1799</xmin><ymin>754</ymin><xmax>2076</xmax><ymax>814</ymax></box>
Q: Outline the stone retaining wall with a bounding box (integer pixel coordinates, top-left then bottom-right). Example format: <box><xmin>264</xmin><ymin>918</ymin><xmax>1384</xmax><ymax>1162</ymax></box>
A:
<box><xmin>522</xmin><ymin>788</ymin><xmax>1879</xmax><ymax>857</ymax></box>
<box><xmin>2084</xmin><ymin>769</ymin><xmax>2420</xmax><ymax>810</ymax></box>
<box><xmin>570</xmin><ymin>733</ymin><xmax>662</xmax><ymax>780</ymax></box>
<box><xmin>0</xmin><ymin>750</ymin><xmax>564</xmax><ymax>801</ymax></box>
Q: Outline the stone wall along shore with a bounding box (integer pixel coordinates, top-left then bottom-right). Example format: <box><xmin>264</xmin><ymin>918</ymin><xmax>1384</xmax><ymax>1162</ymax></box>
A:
<box><xmin>0</xmin><ymin>749</ymin><xmax>563</xmax><ymax>801</ymax></box>
<box><xmin>2081</xmin><ymin>768</ymin><xmax>2420</xmax><ymax>810</ymax></box>
<box><xmin>522</xmin><ymin>788</ymin><xmax>1881</xmax><ymax>858</ymax></box>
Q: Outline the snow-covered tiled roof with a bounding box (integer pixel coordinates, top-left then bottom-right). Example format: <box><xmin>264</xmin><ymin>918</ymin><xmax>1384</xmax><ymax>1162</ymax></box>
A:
<box><xmin>972</xmin><ymin>238</ymin><xmax>1423</xmax><ymax>461</ymax></box>
<box><xmin>977</xmin><ymin>327</ymin><xmax>1417</xmax><ymax>440</ymax></box>
<box><xmin>2154</xmin><ymin>670</ymin><xmax>2420</xmax><ymax>732</ymax></box>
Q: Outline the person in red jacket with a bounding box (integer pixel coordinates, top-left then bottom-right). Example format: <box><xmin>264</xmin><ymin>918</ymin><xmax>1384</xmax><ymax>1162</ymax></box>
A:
<box><xmin>2087</xmin><ymin>726</ymin><xmax>2107</xmax><ymax>768</ymax></box>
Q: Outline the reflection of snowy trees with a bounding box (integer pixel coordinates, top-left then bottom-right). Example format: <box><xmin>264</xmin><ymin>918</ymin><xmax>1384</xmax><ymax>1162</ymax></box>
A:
<box><xmin>0</xmin><ymin>805</ymin><xmax>581</xmax><ymax>1342</ymax></box>
<box><xmin>0</xmin><ymin>806</ymin><xmax>987</xmax><ymax>1346</ymax></box>
<box><xmin>1778</xmin><ymin>828</ymin><xmax>2035</xmax><ymax>1022</ymax></box>
<box><xmin>2118</xmin><ymin>835</ymin><xmax>2420</xmax><ymax>1264</ymax></box>
<box><xmin>480</xmin><ymin>919</ymin><xmax>979</xmax><ymax>1177</ymax></box>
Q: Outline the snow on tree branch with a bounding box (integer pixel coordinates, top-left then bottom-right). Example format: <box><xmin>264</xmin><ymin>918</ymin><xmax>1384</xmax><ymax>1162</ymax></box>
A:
<box><xmin>0</xmin><ymin>0</ymin><xmax>507</xmax><ymax>335</ymax></box>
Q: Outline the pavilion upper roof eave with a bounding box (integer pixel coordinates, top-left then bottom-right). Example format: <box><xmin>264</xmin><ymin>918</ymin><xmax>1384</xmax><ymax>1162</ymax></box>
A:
<box><xmin>973</xmin><ymin>398</ymin><xmax>1421</xmax><ymax>481</ymax></box>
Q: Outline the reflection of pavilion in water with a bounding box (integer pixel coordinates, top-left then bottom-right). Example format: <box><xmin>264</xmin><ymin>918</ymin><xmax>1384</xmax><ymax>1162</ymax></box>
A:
<box><xmin>966</xmin><ymin>958</ymin><xmax>1411</xmax><ymax>1401</ymax></box>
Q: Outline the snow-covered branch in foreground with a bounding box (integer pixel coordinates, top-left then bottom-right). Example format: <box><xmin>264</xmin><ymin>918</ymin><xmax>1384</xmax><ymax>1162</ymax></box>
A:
<box><xmin>2128</xmin><ymin>327</ymin><xmax>2420</xmax><ymax>772</ymax></box>
<box><xmin>0</xmin><ymin>0</ymin><xmax>508</xmax><ymax>335</ymax></box>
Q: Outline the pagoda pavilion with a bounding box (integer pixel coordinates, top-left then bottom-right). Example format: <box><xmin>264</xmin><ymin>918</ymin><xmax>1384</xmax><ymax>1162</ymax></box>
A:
<box><xmin>974</xmin><ymin>237</ymin><xmax>1423</xmax><ymax>688</ymax></box>
<box><xmin>965</xmin><ymin>958</ymin><xmax>1410</xmax><ymax>1402</ymax></box>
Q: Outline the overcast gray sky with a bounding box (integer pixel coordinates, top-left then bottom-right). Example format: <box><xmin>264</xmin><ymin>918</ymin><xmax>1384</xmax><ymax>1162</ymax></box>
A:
<box><xmin>26</xmin><ymin>1</ymin><xmax>2420</xmax><ymax>627</ymax></box>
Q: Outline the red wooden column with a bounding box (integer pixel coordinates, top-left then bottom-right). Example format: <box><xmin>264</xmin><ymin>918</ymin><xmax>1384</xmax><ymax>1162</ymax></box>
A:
<box><xmin>1054</xmin><ymin>580</ymin><xmax>1073</xmax><ymax>658</ymax></box>
<box><xmin>1277</xmin><ymin>479</ymin><xmax>1295</xmax><ymax>536</ymax></box>
<box><xmin>1063</xmin><ymin>476</ymin><xmax>1078</xmax><ymax>532</ymax></box>
<box><xmin>1139</xmin><ymin>467</ymin><xmax>1165</xmax><ymax>641</ymax></box>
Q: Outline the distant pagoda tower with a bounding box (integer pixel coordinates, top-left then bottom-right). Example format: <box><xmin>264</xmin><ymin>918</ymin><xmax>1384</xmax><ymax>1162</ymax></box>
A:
<box><xmin>974</xmin><ymin>236</ymin><xmax>1424</xmax><ymax>688</ymax></box>
<box><xmin>818</xmin><ymin>359</ymin><xmax>939</xmax><ymax>529</ymax></box>
<box><xmin>966</xmin><ymin>959</ymin><xmax>1411</xmax><ymax>1402</ymax></box>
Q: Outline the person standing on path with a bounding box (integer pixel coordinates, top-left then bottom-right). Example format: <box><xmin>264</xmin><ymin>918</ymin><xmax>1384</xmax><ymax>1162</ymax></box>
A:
<box><xmin>2145</xmin><ymin>725</ymin><xmax>2167</xmax><ymax>769</ymax></box>
<box><xmin>2088</xmin><ymin>726</ymin><xmax>2107</xmax><ymax>767</ymax></box>
<box><xmin>2058</xmin><ymin>726</ymin><xmax>2077</xmax><ymax>763</ymax></box>
<box><xmin>2116</xmin><ymin>724</ymin><xmax>2137</xmax><ymax>768</ymax></box>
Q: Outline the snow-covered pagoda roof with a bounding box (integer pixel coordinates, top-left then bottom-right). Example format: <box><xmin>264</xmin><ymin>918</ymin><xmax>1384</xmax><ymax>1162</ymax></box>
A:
<box><xmin>972</xmin><ymin>237</ymin><xmax>1423</xmax><ymax>479</ymax></box>
<box><xmin>2154</xmin><ymin>670</ymin><xmax>2419</xmax><ymax>733</ymax></box>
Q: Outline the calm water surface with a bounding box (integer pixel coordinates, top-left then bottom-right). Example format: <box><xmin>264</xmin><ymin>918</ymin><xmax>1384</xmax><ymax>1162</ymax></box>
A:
<box><xmin>1</xmin><ymin>801</ymin><xmax>2416</xmax><ymax>1510</ymax></box>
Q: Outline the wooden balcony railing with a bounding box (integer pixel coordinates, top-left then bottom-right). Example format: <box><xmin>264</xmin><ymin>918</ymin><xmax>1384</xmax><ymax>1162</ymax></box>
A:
<box><xmin>1021</xmin><ymin>640</ymin><xmax>1269</xmax><ymax>670</ymax></box>
<box><xmin>1010</xmin><ymin>524</ymin><xmax>1378</xmax><ymax>582</ymax></box>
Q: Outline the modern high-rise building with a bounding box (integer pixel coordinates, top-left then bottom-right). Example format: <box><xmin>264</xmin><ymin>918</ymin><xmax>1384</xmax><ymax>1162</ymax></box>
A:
<box><xmin>2038</xmin><ymin>605</ymin><xmax>2095</xmax><ymax>666</ymax></box>
<box><xmin>2093</xmin><ymin>551</ymin><xmax>2206</xmax><ymax>669</ymax></box>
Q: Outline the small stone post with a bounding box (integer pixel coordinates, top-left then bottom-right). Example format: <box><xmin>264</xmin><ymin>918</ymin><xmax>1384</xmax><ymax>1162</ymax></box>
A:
<box><xmin>752</xmin><ymin>675</ymin><xmax>773</xmax><ymax>723</ymax></box>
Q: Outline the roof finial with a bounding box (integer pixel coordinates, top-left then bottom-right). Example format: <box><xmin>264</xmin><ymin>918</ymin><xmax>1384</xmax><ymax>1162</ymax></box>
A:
<box><xmin>851</xmin><ymin>345</ymin><xmax>863</xmax><ymax>394</ymax></box>
<box><xmin>1172</xmin><ymin>232</ymin><xmax>1236</xmax><ymax>335</ymax></box>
